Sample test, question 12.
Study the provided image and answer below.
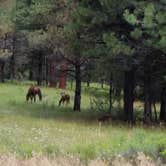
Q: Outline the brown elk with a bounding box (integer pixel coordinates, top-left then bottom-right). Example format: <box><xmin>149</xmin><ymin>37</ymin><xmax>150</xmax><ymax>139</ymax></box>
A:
<box><xmin>26</xmin><ymin>86</ymin><xmax>42</xmax><ymax>103</ymax></box>
<box><xmin>59</xmin><ymin>92</ymin><xmax>70</xmax><ymax>106</ymax></box>
<box><xmin>98</xmin><ymin>114</ymin><xmax>112</xmax><ymax>122</ymax></box>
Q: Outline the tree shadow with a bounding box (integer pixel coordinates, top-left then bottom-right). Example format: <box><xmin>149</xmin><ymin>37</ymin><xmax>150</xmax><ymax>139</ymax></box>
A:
<box><xmin>8</xmin><ymin>101</ymin><xmax>108</xmax><ymax>124</ymax></box>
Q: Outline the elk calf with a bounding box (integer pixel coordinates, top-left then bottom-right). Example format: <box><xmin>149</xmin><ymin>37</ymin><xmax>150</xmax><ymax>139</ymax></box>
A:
<box><xmin>59</xmin><ymin>93</ymin><xmax>70</xmax><ymax>106</ymax></box>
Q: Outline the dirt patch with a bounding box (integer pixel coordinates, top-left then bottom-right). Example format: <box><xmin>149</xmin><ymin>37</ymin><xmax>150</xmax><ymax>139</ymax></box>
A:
<box><xmin>0</xmin><ymin>153</ymin><xmax>165</xmax><ymax>166</ymax></box>
<box><xmin>1</xmin><ymin>155</ymin><xmax>82</xmax><ymax>166</ymax></box>
<box><xmin>110</xmin><ymin>152</ymin><xmax>163</xmax><ymax>166</ymax></box>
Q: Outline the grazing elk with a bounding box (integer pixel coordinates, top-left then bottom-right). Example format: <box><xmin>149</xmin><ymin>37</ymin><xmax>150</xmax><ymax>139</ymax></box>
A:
<box><xmin>59</xmin><ymin>92</ymin><xmax>70</xmax><ymax>106</ymax></box>
<box><xmin>98</xmin><ymin>114</ymin><xmax>112</xmax><ymax>123</ymax></box>
<box><xmin>26</xmin><ymin>86</ymin><xmax>42</xmax><ymax>103</ymax></box>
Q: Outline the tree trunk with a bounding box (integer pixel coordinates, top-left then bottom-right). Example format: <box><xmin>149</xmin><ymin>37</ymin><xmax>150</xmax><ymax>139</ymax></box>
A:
<box><xmin>29</xmin><ymin>59</ymin><xmax>34</xmax><ymax>81</ymax></box>
<box><xmin>37</xmin><ymin>54</ymin><xmax>43</xmax><ymax>86</ymax></box>
<box><xmin>109</xmin><ymin>74</ymin><xmax>113</xmax><ymax>112</ymax></box>
<box><xmin>101</xmin><ymin>79</ymin><xmax>104</xmax><ymax>89</ymax></box>
<box><xmin>70</xmin><ymin>80</ymin><xmax>73</xmax><ymax>90</ymax></box>
<box><xmin>9</xmin><ymin>54</ymin><xmax>15</xmax><ymax>80</ymax></box>
<box><xmin>144</xmin><ymin>74</ymin><xmax>152</xmax><ymax>123</ymax></box>
<box><xmin>1</xmin><ymin>62</ymin><xmax>4</xmax><ymax>82</ymax></box>
<box><xmin>0</xmin><ymin>62</ymin><xmax>5</xmax><ymax>82</ymax></box>
<box><xmin>86</xmin><ymin>73</ymin><xmax>91</xmax><ymax>87</ymax></box>
<box><xmin>87</xmin><ymin>80</ymin><xmax>90</xmax><ymax>87</ymax></box>
<box><xmin>74</xmin><ymin>63</ymin><xmax>81</xmax><ymax>112</ymax></box>
<box><xmin>153</xmin><ymin>102</ymin><xmax>158</xmax><ymax>122</ymax></box>
<box><xmin>123</xmin><ymin>70</ymin><xmax>135</xmax><ymax>123</ymax></box>
<box><xmin>45</xmin><ymin>57</ymin><xmax>48</xmax><ymax>86</ymax></box>
<box><xmin>10</xmin><ymin>33</ymin><xmax>16</xmax><ymax>81</ymax></box>
<box><xmin>160</xmin><ymin>87</ymin><xmax>166</xmax><ymax>122</ymax></box>
<box><xmin>29</xmin><ymin>70</ymin><xmax>33</xmax><ymax>81</ymax></box>
<box><xmin>59</xmin><ymin>62</ymin><xmax>67</xmax><ymax>89</ymax></box>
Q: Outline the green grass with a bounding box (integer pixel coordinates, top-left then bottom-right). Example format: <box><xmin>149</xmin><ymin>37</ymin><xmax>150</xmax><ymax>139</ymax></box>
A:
<box><xmin>0</xmin><ymin>83</ymin><xmax>166</xmax><ymax>162</ymax></box>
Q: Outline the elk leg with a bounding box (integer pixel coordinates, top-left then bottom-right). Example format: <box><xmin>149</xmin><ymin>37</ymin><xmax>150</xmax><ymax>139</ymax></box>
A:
<box><xmin>30</xmin><ymin>96</ymin><xmax>33</xmax><ymax>103</ymax></box>
<box><xmin>34</xmin><ymin>95</ymin><xmax>36</xmax><ymax>102</ymax></box>
<box><xmin>59</xmin><ymin>99</ymin><xmax>62</xmax><ymax>106</ymax></box>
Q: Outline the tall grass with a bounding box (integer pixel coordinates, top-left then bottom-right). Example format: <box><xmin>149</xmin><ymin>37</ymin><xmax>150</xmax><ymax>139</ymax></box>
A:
<box><xmin>0</xmin><ymin>83</ymin><xmax>166</xmax><ymax>162</ymax></box>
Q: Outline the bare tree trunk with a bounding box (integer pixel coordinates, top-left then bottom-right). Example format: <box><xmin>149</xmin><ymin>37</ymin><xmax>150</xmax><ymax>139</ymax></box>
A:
<box><xmin>10</xmin><ymin>34</ymin><xmax>16</xmax><ymax>81</ymax></box>
<box><xmin>101</xmin><ymin>79</ymin><xmax>104</xmax><ymax>89</ymax></box>
<box><xmin>70</xmin><ymin>80</ymin><xmax>74</xmax><ymax>89</ymax></box>
<box><xmin>29</xmin><ymin>70</ymin><xmax>33</xmax><ymax>81</ymax></box>
<box><xmin>143</xmin><ymin>53</ymin><xmax>153</xmax><ymax>124</ymax></box>
<box><xmin>124</xmin><ymin>70</ymin><xmax>135</xmax><ymax>123</ymax></box>
<box><xmin>74</xmin><ymin>62</ymin><xmax>81</xmax><ymax>112</ymax></box>
<box><xmin>109</xmin><ymin>73</ymin><xmax>113</xmax><ymax>112</ymax></box>
<box><xmin>86</xmin><ymin>73</ymin><xmax>91</xmax><ymax>87</ymax></box>
<box><xmin>37</xmin><ymin>54</ymin><xmax>43</xmax><ymax>86</ymax></box>
<box><xmin>153</xmin><ymin>102</ymin><xmax>158</xmax><ymax>122</ymax></box>
<box><xmin>29</xmin><ymin>59</ymin><xmax>34</xmax><ymax>81</ymax></box>
<box><xmin>59</xmin><ymin>62</ymin><xmax>67</xmax><ymax>89</ymax></box>
<box><xmin>9</xmin><ymin>54</ymin><xmax>15</xmax><ymax>80</ymax></box>
<box><xmin>0</xmin><ymin>62</ymin><xmax>5</xmax><ymax>82</ymax></box>
<box><xmin>144</xmin><ymin>74</ymin><xmax>152</xmax><ymax>124</ymax></box>
<box><xmin>160</xmin><ymin>87</ymin><xmax>166</xmax><ymax>122</ymax></box>
<box><xmin>1</xmin><ymin>62</ymin><xmax>4</xmax><ymax>82</ymax></box>
<box><xmin>87</xmin><ymin>80</ymin><xmax>90</xmax><ymax>87</ymax></box>
<box><xmin>45</xmin><ymin>57</ymin><xmax>48</xmax><ymax>86</ymax></box>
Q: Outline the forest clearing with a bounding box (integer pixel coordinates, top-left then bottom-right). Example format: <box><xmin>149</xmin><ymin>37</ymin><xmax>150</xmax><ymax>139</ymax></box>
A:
<box><xmin>0</xmin><ymin>83</ymin><xmax>166</xmax><ymax>165</ymax></box>
<box><xmin>0</xmin><ymin>0</ymin><xmax>166</xmax><ymax>165</ymax></box>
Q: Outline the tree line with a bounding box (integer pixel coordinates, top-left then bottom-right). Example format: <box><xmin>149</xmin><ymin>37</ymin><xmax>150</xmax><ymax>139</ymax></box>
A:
<box><xmin>0</xmin><ymin>0</ymin><xmax>165</xmax><ymax>124</ymax></box>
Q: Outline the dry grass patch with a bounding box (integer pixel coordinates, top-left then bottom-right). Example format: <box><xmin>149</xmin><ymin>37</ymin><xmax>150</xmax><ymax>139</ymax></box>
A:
<box><xmin>0</xmin><ymin>154</ymin><xmax>164</xmax><ymax>166</ymax></box>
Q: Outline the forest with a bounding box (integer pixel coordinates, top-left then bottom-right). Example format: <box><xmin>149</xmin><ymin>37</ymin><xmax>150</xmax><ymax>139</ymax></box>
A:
<box><xmin>0</xmin><ymin>0</ymin><xmax>166</xmax><ymax>165</ymax></box>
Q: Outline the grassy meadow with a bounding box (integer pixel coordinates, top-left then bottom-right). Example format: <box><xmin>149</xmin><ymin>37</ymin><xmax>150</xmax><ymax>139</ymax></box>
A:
<box><xmin>0</xmin><ymin>83</ymin><xmax>166</xmax><ymax>164</ymax></box>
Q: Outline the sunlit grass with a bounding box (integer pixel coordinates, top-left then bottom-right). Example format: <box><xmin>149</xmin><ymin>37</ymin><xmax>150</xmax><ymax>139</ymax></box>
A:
<box><xmin>0</xmin><ymin>83</ymin><xmax>166</xmax><ymax>162</ymax></box>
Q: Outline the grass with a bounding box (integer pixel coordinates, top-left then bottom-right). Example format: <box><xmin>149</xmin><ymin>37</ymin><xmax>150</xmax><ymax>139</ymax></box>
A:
<box><xmin>0</xmin><ymin>83</ymin><xmax>166</xmax><ymax>163</ymax></box>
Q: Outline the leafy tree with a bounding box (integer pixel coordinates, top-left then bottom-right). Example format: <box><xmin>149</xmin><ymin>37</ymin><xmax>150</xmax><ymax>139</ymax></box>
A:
<box><xmin>124</xmin><ymin>1</ymin><xmax>166</xmax><ymax>122</ymax></box>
